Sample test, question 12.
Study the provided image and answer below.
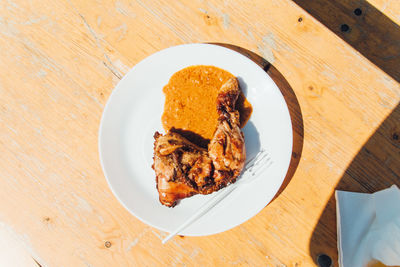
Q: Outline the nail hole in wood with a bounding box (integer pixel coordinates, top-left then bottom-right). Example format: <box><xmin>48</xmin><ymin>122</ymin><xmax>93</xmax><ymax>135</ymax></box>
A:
<box><xmin>263</xmin><ymin>64</ymin><xmax>271</xmax><ymax>72</ymax></box>
<box><xmin>104</xmin><ymin>241</ymin><xmax>112</xmax><ymax>248</ymax></box>
<box><xmin>317</xmin><ymin>254</ymin><xmax>332</xmax><ymax>267</ymax></box>
<box><xmin>393</xmin><ymin>133</ymin><xmax>399</xmax><ymax>140</ymax></box>
<box><xmin>340</xmin><ymin>24</ymin><xmax>350</xmax><ymax>32</ymax></box>
<box><xmin>298</xmin><ymin>17</ymin><xmax>303</xmax><ymax>22</ymax></box>
<box><xmin>354</xmin><ymin>8</ymin><xmax>362</xmax><ymax>16</ymax></box>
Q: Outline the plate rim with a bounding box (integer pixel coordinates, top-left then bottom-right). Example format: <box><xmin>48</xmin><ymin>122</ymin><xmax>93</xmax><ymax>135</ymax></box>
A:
<box><xmin>98</xmin><ymin>43</ymin><xmax>293</xmax><ymax>236</ymax></box>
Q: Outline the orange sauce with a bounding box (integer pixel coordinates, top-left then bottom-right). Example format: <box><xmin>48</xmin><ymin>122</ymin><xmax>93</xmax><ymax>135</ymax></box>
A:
<box><xmin>162</xmin><ymin>65</ymin><xmax>252</xmax><ymax>147</ymax></box>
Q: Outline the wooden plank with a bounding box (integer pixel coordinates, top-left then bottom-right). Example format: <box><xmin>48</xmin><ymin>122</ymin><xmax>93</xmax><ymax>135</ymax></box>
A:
<box><xmin>292</xmin><ymin>0</ymin><xmax>400</xmax><ymax>82</ymax></box>
<box><xmin>0</xmin><ymin>0</ymin><xmax>399</xmax><ymax>266</ymax></box>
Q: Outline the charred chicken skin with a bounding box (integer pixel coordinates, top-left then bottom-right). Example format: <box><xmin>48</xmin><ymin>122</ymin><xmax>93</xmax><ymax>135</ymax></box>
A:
<box><xmin>152</xmin><ymin>78</ymin><xmax>246</xmax><ymax>207</ymax></box>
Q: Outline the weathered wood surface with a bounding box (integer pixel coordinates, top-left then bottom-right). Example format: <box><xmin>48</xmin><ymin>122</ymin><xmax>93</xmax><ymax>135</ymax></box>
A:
<box><xmin>0</xmin><ymin>0</ymin><xmax>399</xmax><ymax>266</ymax></box>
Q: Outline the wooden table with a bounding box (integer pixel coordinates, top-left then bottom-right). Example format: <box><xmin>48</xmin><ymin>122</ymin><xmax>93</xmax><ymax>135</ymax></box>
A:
<box><xmin>1</xmin><ymin>0</ymin><xmax>399</xmax><ymax>266</ymax></box>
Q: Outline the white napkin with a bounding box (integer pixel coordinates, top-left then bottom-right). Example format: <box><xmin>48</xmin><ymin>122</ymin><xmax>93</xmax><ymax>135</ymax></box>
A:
<box><xmin>336</xmin><ymin>185</ymin><xmax>400</xmax><ymax>267</ymax></box>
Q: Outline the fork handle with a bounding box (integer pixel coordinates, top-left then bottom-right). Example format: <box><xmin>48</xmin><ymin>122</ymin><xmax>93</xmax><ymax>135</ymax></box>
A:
<box><xmin>162</xmin><ymin>184</ymin><xmax>237</xmax><ymax>244</ymax></box>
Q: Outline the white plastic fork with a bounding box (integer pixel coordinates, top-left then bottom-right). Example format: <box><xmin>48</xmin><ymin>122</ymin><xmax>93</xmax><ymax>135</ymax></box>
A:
<box><xmin>162</xmin><ymin>149</ymin><xmax>272</xmax><ymax>244</ymax></box>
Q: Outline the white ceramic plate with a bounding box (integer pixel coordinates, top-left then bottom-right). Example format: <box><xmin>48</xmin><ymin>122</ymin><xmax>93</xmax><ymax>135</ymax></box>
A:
<box><xmin>99</xmin><ymin>44</ymin><xmax>292</xmax><ymax>236</ymax></box>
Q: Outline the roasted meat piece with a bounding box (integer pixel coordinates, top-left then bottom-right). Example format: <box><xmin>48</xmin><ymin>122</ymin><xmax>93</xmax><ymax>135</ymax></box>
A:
<box><xmin>152</xmin><ymin>78</ymin><xmax>246</xmax><ymax>207</ymax></box>
<box><xmin>209</xmin><ymin>78</ymin><xmax>246</xmax><ymax>183</ymax></box>
<box><xmin>153</xmin><ymin>131</ymin><xmax>213</xmax><ymax>207</ymax></box>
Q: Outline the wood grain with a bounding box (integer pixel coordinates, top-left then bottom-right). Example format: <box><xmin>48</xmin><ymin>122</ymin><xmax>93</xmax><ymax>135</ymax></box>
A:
<box><xmin>0</xmin><ymin>0</ymin><xmax>399</xmax><ymax>266</ymax></box>
<box><xmin>292</xmin><ymin>0</ymin><xmax>400</xmax><ymax>82</ymax></box>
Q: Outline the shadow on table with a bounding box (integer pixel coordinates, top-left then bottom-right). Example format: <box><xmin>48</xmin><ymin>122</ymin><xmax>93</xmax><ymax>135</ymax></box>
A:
<box><xmin>292</xmin><ymin>0</ymin><xmax>400</xmax><ymax>83</ymax></box>
<box><xmin>211</xmin><ymin>43</ymin><xmax>304</xmax><ymax>203</ymax></box>
<box><xmin>309</xmin><ymin>103</ymin><xmax>400</xmax><ymax>266</ymax></box>
<box><xmin>289</xmin><ymin>0</ymin><xmax>400</xmax><ymax>265</ymax></box>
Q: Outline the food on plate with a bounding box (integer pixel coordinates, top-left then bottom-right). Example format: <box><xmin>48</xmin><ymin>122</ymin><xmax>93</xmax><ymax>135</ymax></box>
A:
<box><xmin>162</xmin><ymin>65</ymin><xmax>252</xmax><ymax>147</ymax></box>
<box><xmin>153</xmin><ymin>76</ymin><xmax>248</xmax><ymax>207</ymax></box>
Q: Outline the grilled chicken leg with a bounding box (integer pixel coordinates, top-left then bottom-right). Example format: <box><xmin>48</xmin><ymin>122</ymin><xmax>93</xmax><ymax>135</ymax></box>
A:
<box><xmin>208</xmin><ymin>78</ymin><xmax>246</xmax><ymax>186</ymax></box>
<box><xmin>152</xmin><ymin>77</ymin><xmax>246</xmax><ymax>207</ymax></box>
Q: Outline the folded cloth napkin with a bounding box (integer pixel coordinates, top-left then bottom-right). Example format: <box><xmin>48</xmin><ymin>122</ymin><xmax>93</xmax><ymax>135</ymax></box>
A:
<box><xmin>336</xmin><ymin>185</ymin><xmax>400</xmax><ymax>267</ymax></box>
